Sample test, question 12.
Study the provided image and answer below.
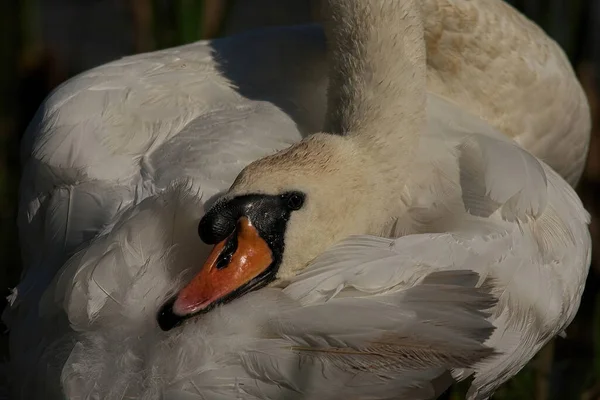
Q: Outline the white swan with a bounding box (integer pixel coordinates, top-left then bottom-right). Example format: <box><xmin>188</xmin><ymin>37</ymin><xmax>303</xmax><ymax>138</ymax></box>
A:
<box><xmin>6</xmin><ymin>0</ymin><xmax>590</xmax><ymax>399</ymax></box>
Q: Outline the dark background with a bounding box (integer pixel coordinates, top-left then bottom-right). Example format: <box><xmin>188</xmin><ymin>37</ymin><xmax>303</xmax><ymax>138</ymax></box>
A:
<box><xmin>1</xmin><ymin>1</ymin><xmax>599</xmax><ymax>398</ymax></box>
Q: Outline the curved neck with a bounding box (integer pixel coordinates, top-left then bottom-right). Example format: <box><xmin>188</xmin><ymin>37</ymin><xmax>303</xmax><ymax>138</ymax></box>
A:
<box><xmin>322</xmin><ymin>0</ymin><xmax>426</xmax><ymax>166</ymax></box>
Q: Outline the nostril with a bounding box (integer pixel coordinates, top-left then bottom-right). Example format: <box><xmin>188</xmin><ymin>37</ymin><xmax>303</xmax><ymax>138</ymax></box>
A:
<box><xmin>215</xmin><ymin>232</ymin><xmax>238</xmax><ymax>269</ymax></box>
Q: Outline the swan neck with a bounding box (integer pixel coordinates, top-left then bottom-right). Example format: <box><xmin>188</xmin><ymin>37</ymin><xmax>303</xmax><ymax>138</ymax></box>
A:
<box><xmin>322</xmin><ymin>0</ymin><xmax>426</xmax><ymax>165</ymax></box>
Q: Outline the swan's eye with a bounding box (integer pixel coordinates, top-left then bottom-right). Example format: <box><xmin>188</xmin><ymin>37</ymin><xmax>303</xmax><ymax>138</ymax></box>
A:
<box><xmin>284</xmin><ymin>192</ymin><xmax>305</xmax><ymax>211</ymax></box>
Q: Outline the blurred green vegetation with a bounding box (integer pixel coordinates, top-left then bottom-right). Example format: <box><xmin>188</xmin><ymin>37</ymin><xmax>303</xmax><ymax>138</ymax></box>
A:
<box><xmin>1</xmin><ymin>1</ymin><xmax>599</xmax><ymax>399</ymax></box>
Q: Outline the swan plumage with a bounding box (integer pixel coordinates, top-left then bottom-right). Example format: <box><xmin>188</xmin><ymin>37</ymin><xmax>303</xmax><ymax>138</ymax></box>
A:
<box><xmin>7</xmin><ymin>1</ymin><xmax>591</xmax><ymax>399</ymax></box>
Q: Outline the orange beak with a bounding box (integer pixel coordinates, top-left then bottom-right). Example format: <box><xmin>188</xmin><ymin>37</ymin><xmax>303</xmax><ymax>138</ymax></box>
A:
<box><xmin>171</xmin><ymin>216</ymin><xmax>273</xmax><ymax>316</ymax></box>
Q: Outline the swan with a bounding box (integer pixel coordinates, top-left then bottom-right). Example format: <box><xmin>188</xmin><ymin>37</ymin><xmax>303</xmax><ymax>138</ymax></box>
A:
<box><xmin>6</xmin><ymin>0</ymin><xmax>590</xmax><ymax>399</ymax></box>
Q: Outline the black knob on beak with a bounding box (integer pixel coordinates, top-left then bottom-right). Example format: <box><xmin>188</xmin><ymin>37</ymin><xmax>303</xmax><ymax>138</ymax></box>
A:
<box><xmin>198</xmin><ymin>196</ymin><xmax>251</xmax><ymax>244</ymax></box>
<box><xmin>198</xmin><ymin>203</ymin><xmax>236</xmax><ymax>244</ymax></box>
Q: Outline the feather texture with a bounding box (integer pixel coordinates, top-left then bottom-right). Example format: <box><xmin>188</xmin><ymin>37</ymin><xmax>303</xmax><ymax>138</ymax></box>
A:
<box><xmin>6</xmin><ymin>7</ymin><xmax>591</xmax><ymax>400</ymax></box>
<box><xmin>51</xmin><ymin>198</ymin><xmax>499</xmax><ymax>400</ymax></box>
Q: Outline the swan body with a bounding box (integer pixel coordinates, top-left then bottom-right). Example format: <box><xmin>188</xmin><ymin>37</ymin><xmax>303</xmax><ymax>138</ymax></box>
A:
<box><xmin>7</xmin><ymin>1</ymin><xmax>590</xmax><ymax>399</ymax></box>
<box><xmin>421</xmin><ymin>0</ymin><xmax>589</xmax><ymax>185</ymax></box>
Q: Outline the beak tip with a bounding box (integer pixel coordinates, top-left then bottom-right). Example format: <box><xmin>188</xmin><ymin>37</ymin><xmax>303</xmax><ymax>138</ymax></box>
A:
<box><xmin>157</xmin><ymin>298</ymin><xmax>183</xmax><ymax>331</ymax></box>
<box><xmin>157</xmin><ymin>296</ymin><xmax>209</xmax><ymax>331</ymax></box>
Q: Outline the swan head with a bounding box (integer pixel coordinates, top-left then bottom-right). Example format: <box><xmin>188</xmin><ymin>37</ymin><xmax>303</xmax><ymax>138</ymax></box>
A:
<box><xmin>158</xmin><ymin>134</ymin><xmax>397</xmax><ymax>330</ymax></box>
